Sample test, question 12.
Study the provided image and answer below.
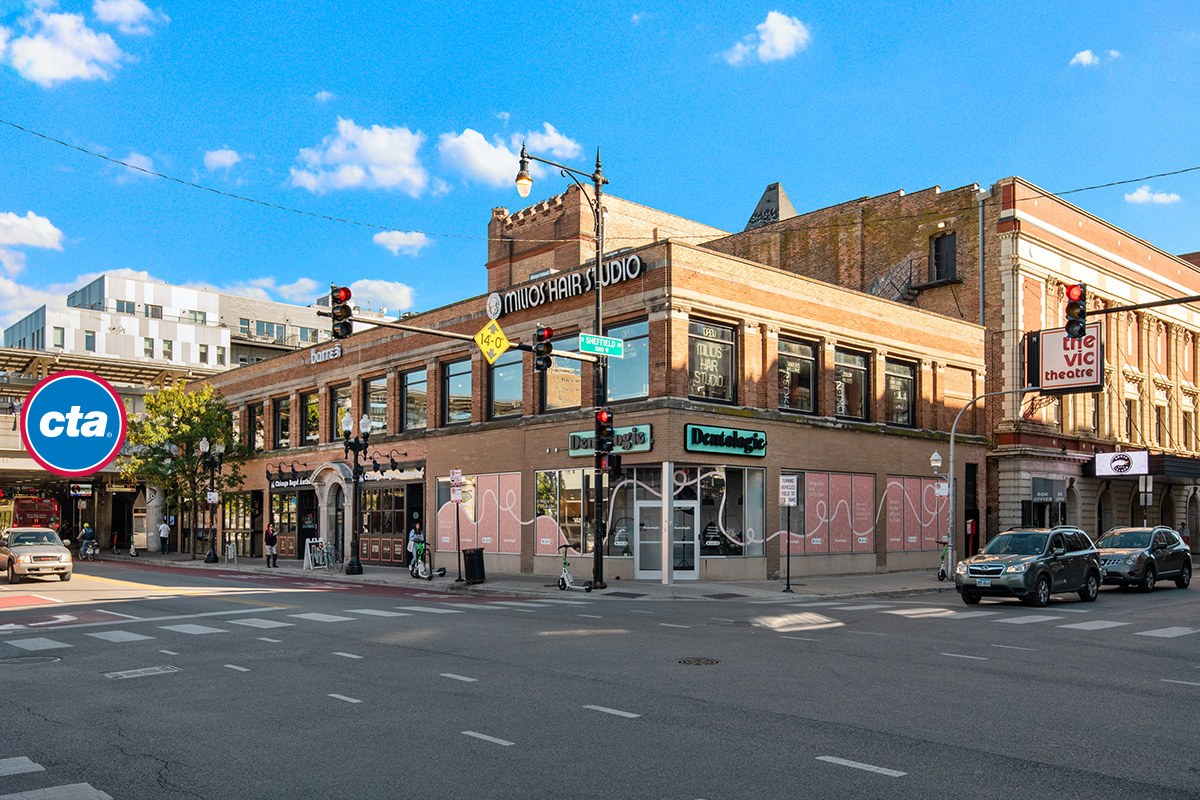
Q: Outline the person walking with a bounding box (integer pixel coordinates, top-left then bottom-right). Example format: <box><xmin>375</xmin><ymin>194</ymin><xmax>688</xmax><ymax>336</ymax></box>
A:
<box><xmin>264</xmin><ymin>523</ymin><xmax>278</xmax><ymax>568</ymax></box>
<box><xmin>158</xmin><ymin>518</ymin><xmax>170</xmax><ymax>554</ymax></box>
<box><xmin>407</xmin><ymin>521</ymin><xmax>422</xmax><ymax>568</ymax></box>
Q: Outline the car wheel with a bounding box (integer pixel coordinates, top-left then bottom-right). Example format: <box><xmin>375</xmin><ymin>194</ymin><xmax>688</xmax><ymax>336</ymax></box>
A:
<box><xmin>961</xmin><ymin>591</ymin><xmax>981</xmax><ymax>605</ymax></box>
<box><xmin>1078</xmin><ymin>571</ymin><xmax>1099</xmax><ymax>602</ymax></box>
<box><xmin>1138</xmin><ymin>565</ymin><xmax>1157</xmax><ymax>593</ymax></box>
<box><xmin>1175</xmin><ymin>561</ymin><xmax>1191</xmax><ymax>589</ymax></box>
<box><xmin>59</xmin><ymin>572</ymin><xmax>71</xmax><ymax>582</ymax></box>
<box><xmin>1030</xmin><ymin>574</ymin><xmax>1051</xmax><ymax>608</ymax></box>
<box><xmin>6</xmin><ymin>564</ymin><xmax>18</xmax><ymax>585</ymax></box>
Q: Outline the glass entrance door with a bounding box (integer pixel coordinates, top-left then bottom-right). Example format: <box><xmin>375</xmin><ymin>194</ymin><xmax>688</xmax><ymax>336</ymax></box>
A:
<box><xmin>634</xmin><ymin>501</ymin><xmax>698</xmax><ymax>580</ymax></box>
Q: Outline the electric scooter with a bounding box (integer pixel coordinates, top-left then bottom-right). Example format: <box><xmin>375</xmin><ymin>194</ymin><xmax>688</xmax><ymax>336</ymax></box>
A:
<box><xmin>557</xmin><ymin>544</ymin><xmax>592</xmax><ymax>592</ymax></box>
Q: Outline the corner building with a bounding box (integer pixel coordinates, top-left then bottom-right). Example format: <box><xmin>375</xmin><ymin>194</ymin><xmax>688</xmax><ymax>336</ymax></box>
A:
<box><xmin>200</xmin><ymin>186</ymin><xmax>986</xmax><ymax>581</ymax></box>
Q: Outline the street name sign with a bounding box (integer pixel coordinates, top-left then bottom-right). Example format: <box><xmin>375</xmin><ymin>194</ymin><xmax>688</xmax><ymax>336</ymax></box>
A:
<box><xmin>579</xmin><ymin>333</ymin><xmax>624</xmax><ymax>358</ymax></box>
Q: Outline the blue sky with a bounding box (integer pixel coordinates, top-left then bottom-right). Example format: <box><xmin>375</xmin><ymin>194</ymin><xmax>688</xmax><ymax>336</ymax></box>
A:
<box><xmin>1</xmin><ymin>1</ymin><xmax>1198</xmax><ymax>327</ymax></box>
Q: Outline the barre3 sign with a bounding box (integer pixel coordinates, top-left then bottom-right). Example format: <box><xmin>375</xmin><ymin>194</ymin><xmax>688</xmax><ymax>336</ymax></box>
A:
<box><xmin>21</xmin><ymin>371</ymin><xmax>127</xmax><ymax>477</ymax></box>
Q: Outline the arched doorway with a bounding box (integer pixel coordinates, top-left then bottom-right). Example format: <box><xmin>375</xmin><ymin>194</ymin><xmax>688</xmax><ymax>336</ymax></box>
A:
<box><xmin>332</xmin><ymin>484</ymin><xmax>345</xmax><ymax>550</ymax></box>
<box><xmin>1130</xmin><ymin>490</ymin><xmax>1144</xmax><ymax>527</ymax></box>
<box><xmin>1097</xmin><ymin>489</ymin><xmax>1115</xmax><ymax>535</ymax></box>
<box><xmin>1066</xmin><ymin>487</ymin><xmax>1080</xmax><ymax>528</ymax></box>
<box><xmin>1187</xmin><ymin>491</ymin><xmax>1199</xmax><ymax>550</ymax></box>
<box><xmin>1160</xmin><ymin>490</ymin><xmax>1176</xmax><ymax>530</ymax></box>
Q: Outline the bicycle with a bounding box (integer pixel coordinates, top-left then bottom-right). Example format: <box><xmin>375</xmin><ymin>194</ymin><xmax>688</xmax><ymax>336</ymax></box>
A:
<box><xmin>312</xmin><ymin>541</ymin><xmax>343</xmax><ymax>573</ymax></box>
<box><xmin>557</xmin><ymin>544</ymin><xmax>592</xmax><ymax>592</ymax></box>
<box><xmin>937</xmin><ymin>538</ymin><xmax>950</xmax><ymax>581</ymax></box>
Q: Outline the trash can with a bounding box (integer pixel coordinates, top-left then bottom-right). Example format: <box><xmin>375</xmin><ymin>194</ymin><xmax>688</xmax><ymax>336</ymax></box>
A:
<box><xmin>462</xmin><ymin>547</ymin><xmax>486</xmax><ymax>585</ymax></box>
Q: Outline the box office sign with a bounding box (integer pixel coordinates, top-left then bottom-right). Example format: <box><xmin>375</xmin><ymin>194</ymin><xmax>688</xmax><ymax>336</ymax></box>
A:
<box><xmin>1095</xmin><ymin>450</ymin><xmax>1149</xmax><ymax>477</ymax></box>
<box><xmin>1031</xmin><ymin>477</ymin><xmax>1067</xmax><ymax>503</ymax></box>
<box><xmin>685</xmin><ymin>424</ymin><xmax>767</xmax><ymax>457</ymax></box>
<box><xmin>568</xmin><ymin>425</ymin><xmax>652</xmax><ymax>457</ymax></box>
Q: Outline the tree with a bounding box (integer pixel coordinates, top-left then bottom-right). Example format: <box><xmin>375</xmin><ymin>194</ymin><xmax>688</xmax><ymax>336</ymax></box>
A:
<box><xmin>117</xmin><ymin>382</ymin><xmax>249</xmax><ymax>559</ymax></box>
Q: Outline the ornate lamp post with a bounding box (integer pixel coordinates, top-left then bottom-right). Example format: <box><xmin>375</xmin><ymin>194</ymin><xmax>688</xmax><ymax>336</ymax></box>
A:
<box><xmin>341</xmin><ymin>411</ymin><xmax>372</xmax><ymax>576</ymax></box>
<box><xmin>198</xmin><ymin>437</ymin><xmax>225</xmax><ymax>564</ymax></box>
<box><xmin>516</xmin><ymin>144</ymin><xmax>609</xmax><ymax>590</ymax></box>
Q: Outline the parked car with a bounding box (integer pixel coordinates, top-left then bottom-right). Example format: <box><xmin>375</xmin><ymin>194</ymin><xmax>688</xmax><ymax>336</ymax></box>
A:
<box><xmin>0</xmin><ymin>526</ymin><xmax>73</xmax><ymax>583</ymax></box>
<box><xmin>954</xmin><ymin>527</ymin><xmax>1101</xmax><ymax>607</ymax></box>
<box><xmin>1095</xmin><ymin>526</ymin><xmax>1191</xmax><ymax>592</ymax></box>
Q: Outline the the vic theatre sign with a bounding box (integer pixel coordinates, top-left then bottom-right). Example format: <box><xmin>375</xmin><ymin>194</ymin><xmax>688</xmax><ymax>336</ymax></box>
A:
<box><xmin>1037</xmin><ymin>324</ymin><xmax>1103</xmax><ymax>393</ymax></box>
<box><xmin>487</xmin><ymin>254</ymin><xmax>643</xmax><ymax>319</ymax></box>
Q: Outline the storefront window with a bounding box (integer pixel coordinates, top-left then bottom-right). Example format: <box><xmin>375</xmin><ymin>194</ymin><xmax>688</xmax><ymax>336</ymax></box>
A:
<box><xmin>301</xmin><ymin>391</ymin><xmax>318</xmax><ymax>445</ymax></box>
<box><xmin>779</xmin><ymin>338</ymin><xmax>815</xmax><ymax>413</ymax></box>
<box><xmin>606</xmin><ymin>318</ymin><xmax>649</xmax><ymax>402</ymax></box>
<box><xmin>330</xmin><ymin>384</ymin><xmax>351</xmax><ymax>439</ymax></box>
<box><xmin>248</xmin><ymin>403</ymin><xmax>264</xmax><ymax>452</ymax></box>
<box><xmin>272</xmin><ymin>398</ymin><xmax>290</xmax><ymax>449</ymax></box>
<box><xmin>404</xmin><ymin>368</ymin><xmax>427</xmax><ymax>431</ymax></box>
<box><xmin>364</xmin><ymin>376</ymin><xmax>387</xmax><ymax>435</ymax></box>
<box><xmin>442</xmin><ymin>359</ymin><xmax>472</xmax><ymax>425</ymax></box>
<box><xmin>834</xmin><ymin>349</ymin><xmax>869</xmax><ymax>420</ymax></box>
<box><xmin>885</xmin><ymin>360</ymin><xmax>915</xmax><ymax>427</ymax></box>
<box><xmin>361</xmin><ymin>486</ymin><xmax>405</xmax><ymax>538</ymax></box>
<box><xmin>222</xmin><ymin>492</ymin><xmax>255</xmax><ymax>557</ymax></box>
<box><xmin>489</xmin><ymin>350</ymin><xmax>522</xmax><ymax>419</ymax></box>
<box><xmin>688</xmin><ymin>320</ymin><xmax>736</xmax><ymax>403</ymax></box>
<box><xmin>543</xmin><ymin>333</ymin><xmax>581</xmax><ymax>411</ymax></box>
<box><xmin>535</xmin><ymin>468</ymin><xmax>615</xmax><ymax>556</ymax></box>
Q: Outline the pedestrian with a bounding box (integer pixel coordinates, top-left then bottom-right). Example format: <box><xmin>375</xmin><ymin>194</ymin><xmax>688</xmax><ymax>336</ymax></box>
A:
<box><xmin>11</xmin><ymin>397</ymin><xmax>21</xmax><ymax>431</ymax></box>
<box><xmin>407</xmin><ymin>521</ymin><xmax>422</xmax><ymax>567</ymax></box>
<box><xmin>158</xmin><ymin>518</ymin><xmax>170</xmax><ymax>554</ymax></box>
<box><xmin>264</xmin><ymin>523</ymin><xmax>278</xmax><ymax>568</ymax></box>
<box><xmin>1180</xmin><ymin>521</ymin><xmax>1190</xmax><ymax>547</ymax></box>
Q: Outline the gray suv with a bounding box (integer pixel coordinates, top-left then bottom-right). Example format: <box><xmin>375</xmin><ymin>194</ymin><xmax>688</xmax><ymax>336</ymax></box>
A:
<box><xmin>1095</xmin><ymin>527</ymin><xmax>1192</xmax><ymax>592</ymax></box>
<box><xmin>954</xmin><ymin>527</ymin><xmax>1102</xmax><ymax>607</ymax></box>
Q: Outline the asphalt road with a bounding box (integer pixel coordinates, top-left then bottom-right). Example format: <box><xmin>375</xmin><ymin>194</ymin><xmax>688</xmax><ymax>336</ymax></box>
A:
<box><xmin>0</xmin><ymin>563</ymin><xmax>1197</xmax><ymax>799</ymax></box>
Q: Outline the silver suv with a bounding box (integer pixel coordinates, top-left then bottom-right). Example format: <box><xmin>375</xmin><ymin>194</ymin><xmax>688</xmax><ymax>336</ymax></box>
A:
<box><xmin>954</xmin><ymin>527</ymin><xmax>1102</xmax><ymax>607</ymax></box>
<box><xmin>1095</xmin><ymin>527</ymin><xmax>1192</xmax><ymax>592</ymax></box>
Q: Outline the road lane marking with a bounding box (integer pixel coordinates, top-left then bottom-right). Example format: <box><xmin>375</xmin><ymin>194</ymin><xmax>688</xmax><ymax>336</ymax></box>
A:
<box><xmin>946</xmin><ymin>611</ymin><xmax>1002</xmax><ymax>620</ymax></box>
<box><xmin>104</xmin><ymin>665</ymin><xmax>181</xmax><ymax>679</ymax></box>
<box><xmin>87</xmin><ymin>631</ymin><xmax>153</xmax><ymax>643</ymax></box>
<box><xmin>1162</xmin><ymin>679</ymin><xmax>1200</xmax><ymax>687</ymax></box>
<box><xmin>629</xmin><ymin>610</ymin><xmax>654</xmax><ymax>614</ymax></box>
<box><xmin>941</xmin><ymin>653</ymin><xmax>988</xmax><ymax>660</ymax></box>
<box><xmin>334</xmin><ymin>652</ymin><xmax>364</xmax><ymax>659</ymax></box>
<box><xmin>0</xmin><ymin>782</ymin><xmax>112</xmax><ymax>798</ymax></box>
<box><xmin>159</xmin><ymin>624</ymin><xmax>227</xmax><ymax>635</ymax></box>
<box><xmin>578</xmin><ymin>614</ymin><xmax>603</xmax><ymax>619</ymax></box>
<box><xmin>397</xmin><ymin>606</ymin><xmax>464</xmax><ymax>614</ymax></box>
<box><xmin>490</xmin><ymin>601</ymin><xmax>555</xmax><ymax>609</ymax></box>
<box><xmin>0</xmin><ymin>756</ymin><xmax>44</xmax><ymax>776</ymax></box>
<box><xmin>96</xmin><ymin>609</ymin><xmax>139</xmax><ymax>619</ymax></box>
<box><xmin>0</xmin><ymin>607</ymin><xmax>290</xmax><ymax>634</ymax></box>
<box><xmin>836</xmin><ymin>604</ymin><xmax>894</xmax><ymax>611</ymax></box>
<box><xmin>992</xmin><ymin>615</ymin><xmax>1063</xmax><ymax>625</ymax></box>
<box><xmin>328</xmin><ymin>694</ymin><xmax>362</xmax><ymax>704</ymax></box>
<box><xmin>441</xmin><ymin>673</ymin><xmax>478</xmax><ymax>682</ymax></box>
<box><xmin>5</xmin><ymin>638</ymin><xmax>71</xmax><ymax>651</ymax></box>
<box><xmin>583</xmin><ymin>705</ymin><xmax>640</xmax><ymax>718</ymax></box>
<box><xmin>884</xmin><ymin>607</ymin><xmax>956</xmax><ymax>618</ymax></box>
<box><xmin>782</xmin><ymin>636</ymin><xmax>820</xmax><ymax>641</ymax></box>
<box><xmin>228</xmin><ymin>618</ymin><xmax>295</xmax><ymax>629</ymax></box>
<box><xmin>991</xmin><ymin>644</ymin><xmax>1037</xmax><ymax>651</ymax></box>
<box><xmin>1057</xmin><ymin>620</ymin><xmax>1130</xmax><ymax>630</ymax></box>
<box><xmin>710</xmin><ymin>617</ymin><xmax>735</xmax><ymax>622</ymax></box>
<box><xmin>659</xmin><ymin>623</ymin><xmax>690</xmax><ymax>629</ymax></box>
<box><xmin>1136</xmin><ymin>627</ymin><xmax>1199</xmax><ymax>638</ymax></box>
<box><xmin>532</xmin><ymin>599</ymin><xmax>592</xmax><ymax>606</ymax></box>
<box><xmin>257</xmin><ymin>638</ymin><xmax>282</xmax><ymax>643</ymax></box>
<box><xmin>787</xmin><ymin>602</ymin><xmax>847</xmax><ymax>607</ymax></box>
<box><xmin>225</xmin><ymin>665</ymin><xmax>250</xmax><ymax>672</ymax></box>
<box><xmin>344</xmin><ymin>609</ymin><xmax>412</xmax><ymax>617</ymax></box>
<box><xmin>158</xmin><ymin>649</ymin><xmax>178</xmax><ymax>655</ymax></box>
<box><xmin>289</xmin><ymin>613</ymin><xmax>356</xmax><ymax>623</ymax></box>
<box><xmin>846</xmin><ymin>631</ymin><xmax>887</xmax><ymax>636</ymax></box>
<box><xmin>816</xmin><ymin>756</ymin><xmax>906</xmax><ymax>778</ymax></box>
<box><xmin>462</xmin><ymin>731</ymin><xmax>514</xmax><ymax>746</ymax></box>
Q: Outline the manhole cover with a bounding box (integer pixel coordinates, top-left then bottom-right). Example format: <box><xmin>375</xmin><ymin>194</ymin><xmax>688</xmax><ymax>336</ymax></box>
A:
<box><xmin>0</xmin><ymin>656</ymin><xmax>62</xmax><ymax>665</ymax></box>
<box><xmin>704</xmin><ymin>593</ymin><xmax>747</xmax><ymax>600</ymax></box>
<box><xmin>677</xmin><ymin>657</ymin><xmax>722</xmax><ymax>666</ymax></box>
<box><xmin>604</xmin><ymin>591</ymin><xmax>647</xmax><ymax>599</ymax></box>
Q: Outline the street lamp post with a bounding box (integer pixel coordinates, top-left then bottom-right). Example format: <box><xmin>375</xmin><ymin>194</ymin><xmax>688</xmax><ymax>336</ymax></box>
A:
<box><xmin>341</xmin><ymin>412</ymin><xmax>372</xmax><ymax>576</ymax></box>
<box><xmin>198</xmin><ymin>437</ymin><xmax>225</xmax><ymax>564</ymax></box>
<box><xmin>516</xmin><ymin>143</ymin><xmax>609</xmax><ymax>590</ymax></box>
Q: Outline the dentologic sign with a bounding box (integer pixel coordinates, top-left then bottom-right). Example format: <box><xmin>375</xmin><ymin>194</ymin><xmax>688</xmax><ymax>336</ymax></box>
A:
<box><xmin>568</xmin><ymin>425</ymin><xmax>652</xmax><ymax>457</ymax></box>
<box><xmin>685</xmin><ymin>424</ymin><xmax>767</xmax><ymax>457</ymax></box>
<box><xmin>487</xmin><ymin>255</ymin><xmax>643</xmax><ymax>319</ymax></box>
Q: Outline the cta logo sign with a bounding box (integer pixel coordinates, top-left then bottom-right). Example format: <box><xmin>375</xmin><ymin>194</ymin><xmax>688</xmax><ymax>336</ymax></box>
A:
<box><xmin>21</xmin><ymin>371</ymin><xmax>127</xmax><ymax>477</ymax></box>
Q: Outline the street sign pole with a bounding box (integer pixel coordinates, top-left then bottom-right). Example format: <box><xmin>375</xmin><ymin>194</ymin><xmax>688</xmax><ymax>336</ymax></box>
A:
<box><xmin>451</xmin><ymin>469</ymin><xmax>464</xmax><ymax>582</ymax></box>
<box><xmin>785</xmin><ymin>506</ymin><xmax>792</xmax><ymax>593</ymax></box>
<box><xmin>780</xmin><ymin>475</ymin><xmax>798</xmax><ymax>593</ymax></box>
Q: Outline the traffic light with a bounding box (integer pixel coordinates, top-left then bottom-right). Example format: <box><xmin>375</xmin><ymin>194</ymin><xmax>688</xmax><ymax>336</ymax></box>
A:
<box><xmin>1065</xmin><ymin>283</ymin><xmax>1087</xmax><ymax>339</ymax></box>
<box><xmin>533</xmin><ymin>325</ymin><xmax>554</xmax><ymax>371</ymax></box>
<box><xmin>331</xmin><ymin>285</ymin><xmax>353</xmax><ymax>340</ymax></box>
<box><xmin>595</xmin><ymin>408</ymin><xmax>615</xmax><ymax>453</ymax></box>
<box><xmin>598</xmin><ymin>452</ymin><xmax>622</xmax><ymax>478</ymax></box>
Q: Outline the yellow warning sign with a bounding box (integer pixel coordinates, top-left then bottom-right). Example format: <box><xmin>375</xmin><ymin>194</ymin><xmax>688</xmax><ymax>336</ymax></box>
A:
<box><xmin>474</xmin><ymin>320</ymin><xmax>511</xmax><ymax>365</ymax></box>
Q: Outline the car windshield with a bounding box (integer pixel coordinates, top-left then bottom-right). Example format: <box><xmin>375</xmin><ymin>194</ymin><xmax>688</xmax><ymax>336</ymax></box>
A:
<box><xmin>10</xmin><ymin>531</ymin><xmax>63</xmax><ymax>547</ymax></box>
<box><xmin>1097</xmin><ymin>531</ymin><xmax>1152</xmax><ymax>549</ymax></box>
<box><xmin>983</xmin><ymin>533</ymin><xmax>1048</xmax><ymax>556</ymax></box>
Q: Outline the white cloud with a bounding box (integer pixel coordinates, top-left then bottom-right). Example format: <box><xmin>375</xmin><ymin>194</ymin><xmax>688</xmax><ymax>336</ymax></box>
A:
<box><xmin>204</xmin><ymin>148</ymin><xmax>242</xmax><ymax>171</ymax></box>
<box><xmin>276</xmin><ymin>277</ymin><xmax>320</xmax><ymax>303</ymax></box>
<box><xmin>93</xmin><ymin>0</ymin><xmax>169</xmax><ymax>35</ymax></box>
<box><xmin>1070</xmin><ymin>50</ymin><xmax>1099</xmax><ymax>66</ymax></box>
<box><xmin>6</xmin><ymin>9</ymin><xmax>126</xmax><ymax>87</ymax></box>
<box><xmin>0</xmin><ymin>250</ymin><xmax>27</xmax><ymax>276</ymax></box>
<box><xmin>315</xmin><ymin>90</ymin><xmax>334</xmax><ymax>102</ymax></box>
<box><xmin>373</xmin><ymin>231</ymin><xmax>430</xmax><ymax>256</ymax></box>
<box><xmin>1124</xmin><ymin>185</ymin><xmax>1180</xmax><ymax>204</ymax></box>
<box><xmin>520</xmin><ymin>123</ymin><xmax>581</xmax><ymax>160</ymax></box>
<box><xmin>116</xmin><ymin>150</ymin><xmax>154</xmax><ymax>182</ymax></box>
<box><xmin>438</xmin><ymin>129</ymin><xmax>520</xmax><ymax>187</ymax></box>
<box><xmin>349</xmin><ymin>278</ymin><xmax>415</xmax><ymax>313</ymax></box>
<box><xmin>0</xmin><ymin>211</ymin><xmax>64</xmax><ymax>251</ymax></box>
<box><xmin>630</xmin><ymin>12</ymin><xmax>643</xmax><ymax>24</ymax></box>
<box><xmin>290</xmin><ymin>118</ymin><xmax>428</xmax><ymax>196</ymax></box>
<box><xmin>1108</xmin><ymin>50</ymin><xmax>1121</xmax><ymax>60</ymax></box>
<box><xmin>495</xmin><ymin>111</ymin><xmax>510</xmax><ymax>123</ymax></box>
<box><xmin>722</xmin><ymin>11</ymin><xmax>810</xmax><ymax>66</ymax></box>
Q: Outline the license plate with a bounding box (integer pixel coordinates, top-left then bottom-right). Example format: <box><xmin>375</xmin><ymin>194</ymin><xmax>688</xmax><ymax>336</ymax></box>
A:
<box><xmin>976</xmin><ymin>578</ymin><xmax>992</xmax><ymax>587</ymax></box>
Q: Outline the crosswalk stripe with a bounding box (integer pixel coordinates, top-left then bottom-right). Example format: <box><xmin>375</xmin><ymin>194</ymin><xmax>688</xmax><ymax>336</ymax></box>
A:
<box><xmin>228</xmin><ymin>618</ymin><xmax>294</xmax><ymax>629</ymax></box>
<box><xmin>993</xmin><ymin>615</ymin><xmax>1064</xmax><ymax>625</ymax></box>
<box><xmin>530</xmin><ymin>599</ymin><xmax>592</xmax><ymax>605</ymax></box>
<box><xmin>0</xmin><ymin>782</ymin><xmax>114</xmax><ymax>799</ymax></box>
<box><xmin>490</xmin><ymin>601</ymin><xmax>555</xmax><ymax>609</ymax></box>
<box><xmin>1135</xmin><ymin>627</ymin><xmax>1199</xmax><ymax>638</ymax></box>
<box><xmin>288</xmin><ymin>613</ymin><xmax>355</xmax><ymax>623</ymax></box>
<box><xmin>344</xmin><ymin>609</ymin><xmax>412</xmax><ymax>617</ymax></box>
<box><xmin>0</xmin><ymin>756</ymin><xmax>44</xmax><ymax>777</ymax></box>
<box><xmin>86</xmin><ymin>630</ymin><xmax>154</xmax><ymax>643</ymax></box>
<box><xmin>946</xmin><ymin>611</ymin><xmax>1003</xmax><ymax>620</ymax></box>
<box><xmin>1057</xmin><ymin>620</ymin><xmax>1130</xmax><ymax>631</ymax></box>
<box><xmin>396</xmin><ymin>606</ymin><xmax>464</xmax><ymax>614</ymax></box>
<box><xmin>5</xmin><ymin>638</ymin><xmax>71</xmax><ymax>651</ymax></box>
<box><xmin>158</xmin><ymin>624</ymin><xmax>227</xmax><ymax>635</ymax></box>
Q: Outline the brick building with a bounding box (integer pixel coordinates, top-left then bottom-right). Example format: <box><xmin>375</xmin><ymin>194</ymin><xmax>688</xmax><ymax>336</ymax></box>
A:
<box><xmin>707</xmin><ymin>177</ymin><xmax>1200</xmax><ymax>548</ymax></box>
<box><xmin>199</xmin><ymin>185</ymin><xmax>986</xmax><ymax>582</ymax></box>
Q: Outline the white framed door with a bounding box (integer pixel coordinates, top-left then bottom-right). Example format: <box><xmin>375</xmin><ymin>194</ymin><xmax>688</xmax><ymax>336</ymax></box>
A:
<box><xmin>634</xmin><ymin>500</ymin><xmax>698</xmax><ymax>580</ymax></box>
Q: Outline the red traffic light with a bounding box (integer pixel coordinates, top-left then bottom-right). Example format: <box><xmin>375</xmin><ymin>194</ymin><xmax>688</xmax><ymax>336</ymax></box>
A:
<box><xmin>1066</xmin><ymin>284</ymin><xmax>1084</xmax><ymax>303</ymax></box>
<box><xmin>596</xmin><ymin>409</ymin><xmax>611</xmax><ymax>425</ymax></box>
<box><xmin>332</xmin><ymin>286</ymin><xmax>352</xmax><ymax>304</ymax></box>
<box><xmin>536</xmin><ymin>325</ymin><xmax>554</xmax><ymax>341</ymax></box>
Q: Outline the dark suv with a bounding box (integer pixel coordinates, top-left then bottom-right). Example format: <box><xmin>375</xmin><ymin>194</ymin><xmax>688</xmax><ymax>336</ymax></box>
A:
<box><xmin>1095</xmin><ymin>527</ymin><xmax>1192</xmax><ymax>592</ymax></box>
<box><xmin>954</xmin><ymin>527</ymin><xmax>1102</xmax><ymax>607</ymax></box>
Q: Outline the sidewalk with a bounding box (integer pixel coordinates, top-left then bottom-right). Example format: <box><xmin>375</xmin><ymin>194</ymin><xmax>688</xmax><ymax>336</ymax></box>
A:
<box><xmin>101</xmin><ymin>548</ymin><xmax>958</xmax><ymax>603</ymax></box>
